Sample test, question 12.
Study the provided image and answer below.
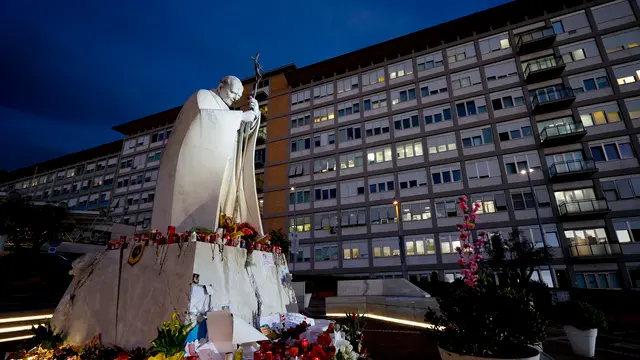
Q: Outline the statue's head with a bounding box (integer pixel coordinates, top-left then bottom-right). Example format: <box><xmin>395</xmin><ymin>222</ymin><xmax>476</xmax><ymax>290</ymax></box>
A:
<box><xmin>217</xmin><ymin>76</ymin><xmax>243</xmax><ymax>106</ymax></box>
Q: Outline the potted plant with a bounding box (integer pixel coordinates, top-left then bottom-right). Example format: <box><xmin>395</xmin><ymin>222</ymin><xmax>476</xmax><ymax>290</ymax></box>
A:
<box><xmin>554</xmin><ymin>300</ymin><xmax>606</xmax><ymax>357</ymax></box>
<box><xmin>425</xmin><ymin>197</ymin><xmax>546</xmax><ymax>360</ymax></box>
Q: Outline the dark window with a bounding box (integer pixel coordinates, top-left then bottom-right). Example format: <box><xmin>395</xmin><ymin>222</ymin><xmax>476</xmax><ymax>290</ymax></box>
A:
<box><xmin>591</xmin><ymin>146</ymin><xmax>606</xmax><ymax>162</ymax></box>
<box><xmin>492</xmin><ymin>98</ymin><xmax>503</xmax><ymax>110</ymax></box>
<box><xmin>411</xmin><ymin>115</ymin><xmax>419</xmax><ymax>127</ymax></box>
<box><xmin>466</xmin><ymin>101</ymin><xmax>477</xmax><ymax>115</ymax></box>
<box><xmin>421</xmin><ymin>86</ymin><xmax>429</xmax><ymax>97</ymax></box>
<box><xmin>583</xmin><ymin>79</ymin><xmax>596</xmax><ymax>91</ymax></box>
<box><xmin>499</xmin><ymin>132</ymin><xmax>510</xmax><ymax>141</ymax></box>
<box><xmin>432</xmin><ymin>173</ymin><xmax>442</xmax><ymax>184</ymax></box>
<box><xmin>456</xmin><ymin>103</ymin><xmax>467</xmax><ymax>117</ymax></box>
<box><xmin>596</xmin><ymin>76</ymin><xmax>610</xmax><ymax>89</ymax></box>
<box><xmin>604</xmin><ymin>144</ymin><xmax>620</xmax><ymax>160</ymax></box>
<box><xmin>502</xmin><ymin>96</ymin><xmax>514</xmax><ymax>108</ymax></box>
<box><xmin>443</xmin><ymin>108</ymin><xmax>452</xmax><ymax>120</ymax></box>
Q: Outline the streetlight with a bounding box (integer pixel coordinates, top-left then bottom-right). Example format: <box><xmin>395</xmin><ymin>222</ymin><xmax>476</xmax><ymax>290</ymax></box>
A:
<box><xmin>520</xmin><ymin>169</ymin><xmax>558</xmax><ymax>288</ymax></box>
<box><xmin>393</xmin><ymin>200</ymin><xmax>408</xmax><ymax>280</ymax></box>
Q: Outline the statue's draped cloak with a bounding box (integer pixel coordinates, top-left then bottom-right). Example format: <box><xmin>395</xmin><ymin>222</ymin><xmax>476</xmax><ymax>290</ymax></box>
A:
<box><xmin>151</xmin><ymin>90</ymin><xmax>263</xmax><ymax>235</ymax></box>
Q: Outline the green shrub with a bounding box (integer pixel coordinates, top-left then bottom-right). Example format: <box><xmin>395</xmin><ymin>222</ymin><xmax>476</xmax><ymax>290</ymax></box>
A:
<box><xmin>554</xmin><ymin>300</ymin><xmax>607</xmax><ymax>331</ymax></box>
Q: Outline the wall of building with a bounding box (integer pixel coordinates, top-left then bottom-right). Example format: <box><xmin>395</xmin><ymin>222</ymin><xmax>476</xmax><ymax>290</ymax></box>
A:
<box><xmin>262</xmin><ymin>0</ymin><xmax>640</xmax><ymax>290</ymax></box>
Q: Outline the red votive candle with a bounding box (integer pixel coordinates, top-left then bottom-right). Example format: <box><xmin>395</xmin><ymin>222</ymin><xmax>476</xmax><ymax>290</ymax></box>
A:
<box><xmin>264</xmin><ymin>351</ymin><xmax>273</xmax><ymax>360</ymax></box>
<box><xmin>289</xmin><ymin>347</ymin><xmax>299</xmax><ymax>357</ymax></box>
<box><xmin>253</xmin><ymin>352</ymin><xmax>263</xmax><ymax>360</ymax></box>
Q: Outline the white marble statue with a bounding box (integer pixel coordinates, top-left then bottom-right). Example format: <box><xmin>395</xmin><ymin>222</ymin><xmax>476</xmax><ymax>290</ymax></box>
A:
<box><xmin>151</xmin><ymin>76</ymin><xmax>263</xmax><ymax>235</ymax></box>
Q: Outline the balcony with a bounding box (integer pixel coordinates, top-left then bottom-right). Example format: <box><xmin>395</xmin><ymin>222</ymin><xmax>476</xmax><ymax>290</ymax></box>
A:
<box><xmin>539</xmin><ymin>123</ymin><xmax>586</xmax><ymax>146</ymax></box>
<box><xmin>531</xmin><ymin>88</ymin><xmax>575</xmax><ymax>114</ymax></box>
<box><xmin>558</xmin><ymin>199</ymin><xmax>610</xmax><ymax>217</ymax></box>
<box><xmin>524</xmin><ymin>56</ymin><xmax>566</xmax><ymax>84</ymax></box>
<box><xmin>257</xmin><ymin>126</ymin><xmax>267</xmax><ymax>146</ymax></box>
<box><xmin>255</xmin><ymin>149</ymin><xmax>266</xmax><ymax>169</ymax></box>
<box><xmin>548</xmin><ymin>159</ymin><xmax>598</xmax><ymax>181</ymax></box>
<box><xmin>517</xmin><ymin>27</ymin><xmax>556</xmax><ymax>55</ymax></box>
<box><xmin>256</xmin><ymin>178</ymin><xmax>264</xmax><ymax>193</ymax></box>
<box><xmin>570</xmin><ymin>243</ymin><xmax>622</xmax><ymax>257</ymax></box>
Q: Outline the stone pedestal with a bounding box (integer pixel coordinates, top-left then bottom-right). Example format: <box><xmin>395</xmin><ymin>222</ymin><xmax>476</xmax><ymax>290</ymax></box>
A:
<box><xmin>51</xmin><ymin>243</ymin><xmax>295</xmax><ymax>349</ymax></box>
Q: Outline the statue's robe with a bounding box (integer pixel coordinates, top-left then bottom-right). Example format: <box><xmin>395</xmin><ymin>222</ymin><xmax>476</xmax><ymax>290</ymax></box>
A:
<box><xmin>151</xmin><ymin>90</ymin><xmax>263</xmax><ymax>235</ymax></box>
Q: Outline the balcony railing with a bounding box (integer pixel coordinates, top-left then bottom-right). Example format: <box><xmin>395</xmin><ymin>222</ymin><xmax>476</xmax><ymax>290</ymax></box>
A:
<box><xmin>570</xmin><ymin>243</ymin><xmax>622</xmax><ymax>257</ymax></box>
<box><xmin>524</xmin><ymin>56</ymin><xmax>565</xmax><ymax>83</ymax></box>
<box><xmin>539</xmin><ymin>123</ymin><xmax>586</xmax><ymax>144</ymax></box>
<box><xmin>517</xmin><ymin>27</ymin><xmax>556</xmax><ymax>54</ymax></box>
<box><xmin>558</xmin><ymin>199</ymin><xmax>609</xmax><ymax>216</ymax></box>
<box><xmin>548</xmin><ymin>159</ymin><xmax>597</xmax><ymax>178</ymax></box>
<box><xmin>531</xmin><ymin>88</ymin><xmax>575</xmax><ymax>113</ymax></box>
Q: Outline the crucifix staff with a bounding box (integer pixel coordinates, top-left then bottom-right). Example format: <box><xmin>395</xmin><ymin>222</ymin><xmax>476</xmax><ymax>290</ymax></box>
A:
<box><xmin>232</xmin><ymin>53</ymin><xmax>263</xmax><ymax>222</ymax></box>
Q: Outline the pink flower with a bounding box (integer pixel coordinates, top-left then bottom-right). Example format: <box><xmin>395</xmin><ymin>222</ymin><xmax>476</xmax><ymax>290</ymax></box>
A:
<box><xmin>455</xmin><ymin>246</ymin><xmax>461</xmax><ymax>252</ymax></box>
<box><xmin>457</xmin><ymin>258</ymin><xmax>465</xmax><ymax>266</ymax></box>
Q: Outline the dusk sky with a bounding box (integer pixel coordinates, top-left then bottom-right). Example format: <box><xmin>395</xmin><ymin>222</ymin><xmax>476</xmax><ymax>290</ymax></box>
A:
<box><xmin>0</xmin><ymin>0</ymin><xmax>510</xmax><ymax>171</ymax></box>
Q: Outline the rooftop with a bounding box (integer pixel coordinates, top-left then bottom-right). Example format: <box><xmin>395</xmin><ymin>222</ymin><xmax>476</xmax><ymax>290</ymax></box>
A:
<box><xmin>5</xmin><ymin>140</ymin><xmax>123</xmax><ymax>183</ymax></box>
<box><xmin>285</xmin><ymin>0</ymin><xmax>588</xmax><ymax>87</ymax></box>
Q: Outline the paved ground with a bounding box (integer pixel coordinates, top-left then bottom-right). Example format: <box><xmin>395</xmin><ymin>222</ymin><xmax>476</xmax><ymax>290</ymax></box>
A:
<box><xmin>361</xmin><ymin>320</ymin><xmax>640</xmax><ymax>360</ymax></box>
<box><xmin>544</xmin><ymin>327</ymin><xmax>640</xmax><ymax>359</ymax></box>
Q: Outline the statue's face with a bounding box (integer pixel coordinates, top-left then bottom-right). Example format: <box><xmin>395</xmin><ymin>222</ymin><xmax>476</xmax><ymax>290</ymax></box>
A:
<box><xmin>219</xmin><ymin>80</ymin><xmax>243</xmax><ymax>106</ymax></box>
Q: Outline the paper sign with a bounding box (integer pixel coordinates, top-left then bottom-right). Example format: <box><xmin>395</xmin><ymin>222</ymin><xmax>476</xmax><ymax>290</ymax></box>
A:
<box><xmin>284</xmin><ymin>313</ymin><xmax>314</xmax><ymax>328</ymax></box>
<box><xmin>261</xmin><ymin>252</ymin><xmax>274</xmax><ymax>267</ymax></box>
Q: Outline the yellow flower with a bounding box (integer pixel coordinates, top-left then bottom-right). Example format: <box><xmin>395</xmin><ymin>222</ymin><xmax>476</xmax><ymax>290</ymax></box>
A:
<box><xmin>148</xmin><ymin>353</ymin><xmax>184</xmax><ymax>360</ymax></box>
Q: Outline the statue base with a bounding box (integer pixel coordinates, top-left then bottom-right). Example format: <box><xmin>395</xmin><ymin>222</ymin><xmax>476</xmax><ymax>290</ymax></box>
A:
<box><xmin>51</xmin><ymin>243</ymin><xmax>296</xmax><ymax>349</ymax></box>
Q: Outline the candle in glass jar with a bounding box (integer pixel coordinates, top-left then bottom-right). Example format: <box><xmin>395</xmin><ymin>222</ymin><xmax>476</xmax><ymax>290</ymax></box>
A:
<box><xmin>264</xmin><ymin>351</ymin><xmax>273</xmax><ymax>360</ymax></box>
<box><xmin>253</xmin><ymin>352</ymin><xmax>263</xmax><ymax>360</ymax></box>
<box><xmin>301</xmin><ymin>339</ymin><xmax>309</xmax><ymax>351</ymax></box>
<box><xmin>289</xmin><ymin>347</ymin><xmax>299</xmax><ymax>357</ymax></box>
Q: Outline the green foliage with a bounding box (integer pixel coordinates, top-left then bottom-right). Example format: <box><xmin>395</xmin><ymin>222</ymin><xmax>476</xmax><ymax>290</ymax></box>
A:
<box><xmin>52</xmin><ymin>347</ymin><xmax>79</xmax><ymax>360</ymax></box>
<box><xmin>425</xmin><ymin>281</ymin><xmax>547</xmax><ymax>358</ymax></box>
<box><xmin>115</xmin><ymin>346</ymin><xmax>150</xmax><ymax>360</ymax></box>
<box><xmin>269</xmin><ymin>228</ymin><xmax>290</xmax><ymax>254</ymax></box>
<box><xmin>150</xmin><ymin>312</ymin><xmax>192</xmax><ymax>357</ymax></box>
<box><xmin>31</xmin><ymin>323</ymin><xmax>65</xmax><ymax>350</ymax></box>
<box><xmin>484</xmin><ymin>229</ymin><xmax>554</xmax><ymax>285</ymax></box>
<box><xmin>337</xmin><ymin>312</ymin><xmax>366</xmax><ymax>351</ymax></box>
<box><xmin>554</xmin><ymin>300</ymin><xmax>607</xmax><ymax>331</ymax></box>
<box><xmin>79</xmin><ymin>337</ymin><xmax>119</xmax><ymax>360</ymax></box>
<box><xmin>0</xmin><ymin>194</ymin><xmax>70</xmax><ymax>252</ymax></box>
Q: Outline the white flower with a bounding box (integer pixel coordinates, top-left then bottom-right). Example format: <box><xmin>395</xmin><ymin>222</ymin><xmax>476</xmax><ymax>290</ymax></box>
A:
<box><xmin>338</xmin><ymin>343</ymin><xmax>358</xmax><ymax>360</ymax></box>
<box><xmin>332</xmin><ymin>330</ymin><xmax>349</xmax><ymax>349</ymax></box>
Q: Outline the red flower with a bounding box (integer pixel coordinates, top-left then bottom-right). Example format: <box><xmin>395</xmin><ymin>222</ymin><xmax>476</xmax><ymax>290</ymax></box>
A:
<box><xmin>316</xmin><ymin>333</ymin><xmax>332</xmax><ymax>348</ymax></box>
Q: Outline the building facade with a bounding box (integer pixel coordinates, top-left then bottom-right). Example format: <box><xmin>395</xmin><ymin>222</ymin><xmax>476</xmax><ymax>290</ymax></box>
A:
<box><xmin>3</xmin><ymin>0</ymin><xmax>640</xmax><ymax>290</ymax></box>
<box><xmin>260</xmin><ymin>0</ymin><xmax>640</xmax><ymax>289</ymax></box>
<box><xmin>0</xmin><ymin>141</ymin><xmax>121</xmax><ymax>213</ymax></box>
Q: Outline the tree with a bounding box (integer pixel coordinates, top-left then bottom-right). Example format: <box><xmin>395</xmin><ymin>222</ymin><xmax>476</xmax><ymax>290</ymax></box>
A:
<box><xmin>0</xmin><ymin>193</ymin><xmax>69</xmax><ymax>253</ymax></box>
<box><xmin>268</xmin><ymin>228</ymin><xmax>290</xmax><ymax>255</ymax></box>
<box><xmin>483</xmin><ymin>229</ymin><xmax>553</xmax><ymax>285</ymax></box>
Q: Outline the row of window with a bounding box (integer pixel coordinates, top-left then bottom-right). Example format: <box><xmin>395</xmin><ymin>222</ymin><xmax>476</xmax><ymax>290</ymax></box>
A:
<box><xmin>290</xmin><ymin>132</ymin><xmax>635</xmax><ymax>181</ymax></box>
<box><xmin>4</xmin><ymin>157</ymin><xmax>119</xmax><ymax>192</ymax></box>
<box><xmin>123</xmin><ymin>128</ymin><xmax>172</xmax><ymax>151</ymax></box>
